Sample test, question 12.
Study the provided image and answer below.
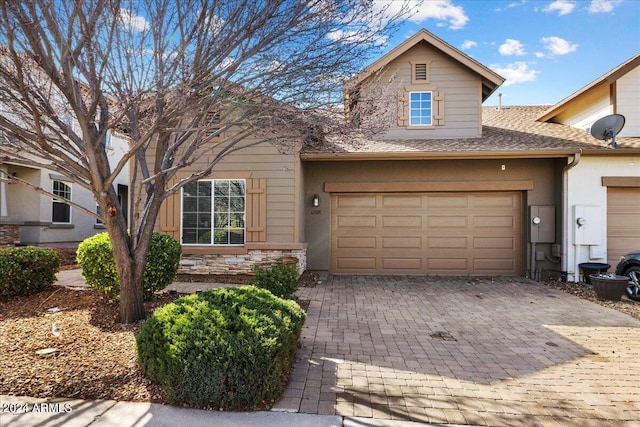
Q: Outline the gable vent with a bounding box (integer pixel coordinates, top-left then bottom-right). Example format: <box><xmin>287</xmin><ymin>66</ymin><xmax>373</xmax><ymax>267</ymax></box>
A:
<box><xmin>414</xmin><ymin>63</ymin><xmax>428</xmax><ymax>81</ymax></box>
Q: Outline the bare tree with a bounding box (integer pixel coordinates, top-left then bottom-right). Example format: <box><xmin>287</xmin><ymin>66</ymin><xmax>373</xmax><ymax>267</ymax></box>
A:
<box><xmin>0</xmin><ymin>0</ymin><xmax>409</xmax><ymax>323</ymax></box>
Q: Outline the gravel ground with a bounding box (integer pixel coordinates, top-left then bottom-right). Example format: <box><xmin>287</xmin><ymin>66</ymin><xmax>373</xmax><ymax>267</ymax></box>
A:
<box><xmin>0</xmin><ymin>270</ymin><xmax>637</xmax><ymax>406</ymax></box>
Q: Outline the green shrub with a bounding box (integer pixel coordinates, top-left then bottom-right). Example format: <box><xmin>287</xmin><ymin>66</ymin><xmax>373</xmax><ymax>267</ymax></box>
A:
<box><xmin>76</xmin><ymin>232</ymin><xmax>181</xmax><ymax>300</ymax></box>
<box><xmin>136</xmin><ymin>286</ymin><xmax>305</xmax><ymax>409</ymax></box>
<box><xmin>250</xmin><ymin>261</ymin><xmax>298</xmax><ymax>299</ymax></box>
<box><xmin>0</xmin><ymin>247</ymin><xmax>61</xmax><ymax>297</ymax></box>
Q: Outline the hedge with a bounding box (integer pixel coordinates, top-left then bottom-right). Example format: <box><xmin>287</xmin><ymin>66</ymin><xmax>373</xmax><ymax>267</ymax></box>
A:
<box><xmin>136</xmin><ymin>286</ymin><xmax>305</xmax><ymax>409</ymax></box>
<box><xmin>76</xmin><ymin>232</ymin><xmax>181</xmax><ymax>300</ymax></box>
<box><xmin>0</xmin><ymin>246</ymin><xmax>61</xmax><ymax>297</ymax></box>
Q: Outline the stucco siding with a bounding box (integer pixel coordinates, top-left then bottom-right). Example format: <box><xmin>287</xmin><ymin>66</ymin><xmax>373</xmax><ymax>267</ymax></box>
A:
<box><xmin>617</xmin><ymin>66</ymin><xmax>640</xmax><ymax>137</ymax></box>
<box><xmin>565</xmin><ymin>155</ymin><xmax>640</xmax><ymax>280</ymax></box>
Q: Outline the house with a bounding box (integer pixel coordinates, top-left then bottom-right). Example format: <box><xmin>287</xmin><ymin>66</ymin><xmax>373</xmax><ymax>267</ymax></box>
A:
<box><xmin>0</xmin><ymin>130</ymin><xmax>131</xmax><ymax>246</ymax></box>
<box><xmin>156</xmin><ymin>29</ymin><xmax>640</xmax><ymax>281</ymax></box>
<box><xmin>537</xmin><ymin>54</ymin><xmax>640</xmax><ymax>280</ymax></box>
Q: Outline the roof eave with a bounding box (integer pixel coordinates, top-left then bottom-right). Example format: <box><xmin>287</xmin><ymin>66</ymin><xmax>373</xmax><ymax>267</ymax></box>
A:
<box><xmin>300</xmin><ymin>149</ymin><xmax>580</xmax><ymax>162</ymax></box>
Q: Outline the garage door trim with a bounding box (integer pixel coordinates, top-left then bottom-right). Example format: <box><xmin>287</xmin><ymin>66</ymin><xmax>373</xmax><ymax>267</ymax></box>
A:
<box><xmin>325</xmin><ymin>180</ymin><xmax>534</xmax><ymax>193</ymax></box>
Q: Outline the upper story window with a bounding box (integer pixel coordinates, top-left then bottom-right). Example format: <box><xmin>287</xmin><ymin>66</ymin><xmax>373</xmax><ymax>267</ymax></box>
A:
<box><xmin>409</xmin><ymin>91</ymin><xmax>433</xmax><ymax>126</ymax></box>
<box><xmin>52</xmin><ymin>180</ymin><xmax>71</xmax><ymax>223</ymax></box>
<box><xmin>411</xmin><ymin>60</ymin><xmax>431</xmax><ymax>85</ymax></box>
<box><xmin>181</xmin><ymin>179</ymin><xmax>245</xmax><ymax>245</ymax></box>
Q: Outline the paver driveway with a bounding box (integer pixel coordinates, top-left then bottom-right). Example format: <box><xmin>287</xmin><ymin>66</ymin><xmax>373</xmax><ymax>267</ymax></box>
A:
<box><xmin>274</xmin><ymin>276</ymin><xmax>640</xmax><ymax>426</ymax></box>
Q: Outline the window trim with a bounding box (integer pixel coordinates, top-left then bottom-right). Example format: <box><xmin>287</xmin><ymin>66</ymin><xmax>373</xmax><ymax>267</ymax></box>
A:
<box><xmin>180</xmin><ymin>178</ymin><xmax>246</xmax><ymax>246</ymax></box>
<box><xmin>52</xmin><ymin>179</ymin><xmax>72</xmax><ymax>224</ymax></box>
<box><xmin>408</xmin><ymin>91</ymin><xmax>433</xmax><ymax>127</ymax></box>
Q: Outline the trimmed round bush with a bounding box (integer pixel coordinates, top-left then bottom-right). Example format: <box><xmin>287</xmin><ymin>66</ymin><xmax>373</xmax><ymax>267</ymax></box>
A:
<box><xmin>0</xmin><ymin>247</ymin><xmax>61</xmax><ymax>297</ymax></box>
<box><xmin>76</xmin><ymin>232</ymin><xmax>181</xmax><ymax>300</ymax></box>
<box><xmin>250</xmin><ymin>261</ymin><xmax>298</xmax><ymax>299</ymax></box>
<box><xmin>136</xmin><ymin>286</ymin><xmax>306</xmax><ymax>409</ymax></box>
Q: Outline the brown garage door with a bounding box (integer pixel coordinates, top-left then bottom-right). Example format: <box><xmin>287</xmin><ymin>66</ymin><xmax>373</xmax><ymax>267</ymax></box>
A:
<box><xmin>607</xmin><ymin>187</ymin><xmax>640</xmax><ymax>269</ymax></box>
<box><xmin>331</xmin><ymin>192</ymin><xmax>523</xmax><ymax>275</ymax></box>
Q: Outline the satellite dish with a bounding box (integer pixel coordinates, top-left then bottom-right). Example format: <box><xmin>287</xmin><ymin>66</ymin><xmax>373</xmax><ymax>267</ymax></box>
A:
<box><xmin>590</xmin><ymin>114</ymin><xmax>625</xmax><ymax>148</ymax></box>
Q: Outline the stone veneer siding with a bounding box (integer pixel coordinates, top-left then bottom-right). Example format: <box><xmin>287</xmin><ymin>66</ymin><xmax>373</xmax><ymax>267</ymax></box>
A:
<box><xmin>0</xmin><ymin>224</ymin><xmax>21</xmax><ymax>245</ymax></box>
<box><xmin>178</xmin><ymin>248</ymin><xmax>307</xmax><ymax>276</ymax></box>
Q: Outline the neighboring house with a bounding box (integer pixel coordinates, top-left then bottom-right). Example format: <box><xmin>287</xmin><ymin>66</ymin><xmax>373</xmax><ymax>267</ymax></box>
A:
<box><xmin>156</xmin><ymin>29</ymin><xmax>640</xmax><ymax>281</ymax></box>
<box><xmin>0</xmin><ymin>130</ymin><xmax>130</xmax><ymax>246</ymax></box>
<box><xmin>537</xmin><ymin>54</ymin><xmax>640</xmax><ymax>280</ymax></box>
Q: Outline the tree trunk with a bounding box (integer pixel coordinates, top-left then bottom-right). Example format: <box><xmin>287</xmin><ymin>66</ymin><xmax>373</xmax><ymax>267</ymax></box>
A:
<box><xmin>102</xmin><ymin>190</ymin><xmax>148</xmax><ymax>324</ymax></box>
<box><xmin>116</xmin><ymin>251</ymin><xmax>146</xmax><ymax>323</ymax></box>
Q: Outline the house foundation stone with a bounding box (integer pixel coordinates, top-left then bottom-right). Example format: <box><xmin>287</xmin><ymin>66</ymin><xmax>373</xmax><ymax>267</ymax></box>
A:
<box><xmin>179</xmin><ymin>248</ymin><xmax>307</xmax><ymax>276</ymax></box>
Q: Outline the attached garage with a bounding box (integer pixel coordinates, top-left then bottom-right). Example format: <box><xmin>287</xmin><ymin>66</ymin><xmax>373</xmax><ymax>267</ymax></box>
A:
<box><xmin>607</xmin><ymin>186</ymin><xmax>640</xmax><ymax>268</ymax></box>
<box><xmin>330</xmin><ymin>191</ymin><xmax>523</xmax><ymax>275</ymax></box>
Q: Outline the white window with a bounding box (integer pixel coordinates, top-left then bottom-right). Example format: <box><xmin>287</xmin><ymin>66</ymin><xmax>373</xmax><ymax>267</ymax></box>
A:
<box><xmin>409</xmin><ymin>91</ymin><xmax>433</xmax><ymax>126</ymax></box>
<box><xmin>52</xmin><ymin>180</ymin><xmax>71</xmax><ymax>223</ymax></box>
<box><xmin>181</xmin><ymin>179</ymin><xmax>245</xmax><ymax>245</ymax></box>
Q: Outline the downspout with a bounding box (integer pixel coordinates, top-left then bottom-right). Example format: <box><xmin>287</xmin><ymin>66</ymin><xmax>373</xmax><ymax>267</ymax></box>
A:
<box><xmin>561</xmin><ymin>150</ymin><xmax>582</xmax><ymax>281</ymax></box>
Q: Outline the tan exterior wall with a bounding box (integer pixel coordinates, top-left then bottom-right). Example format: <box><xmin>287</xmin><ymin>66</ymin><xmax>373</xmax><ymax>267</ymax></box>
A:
<box><xmin>150</xmin><ymin>134</ymin><xmax>304</xmax><ymax>275</ymax></box>
<box><xmin>356</xmin><ymin>43</ymin><xmax>482</xmax><ymax>139</ymax></box>
<box><xmin>303</xmin><ymin>158</ymin><xmax>564</xmax><ymax>273</ymax></box>
<box><xmin>200</xmin><ymin>142</ymin><xmax>297</xmax><ymax>244</ymax></box>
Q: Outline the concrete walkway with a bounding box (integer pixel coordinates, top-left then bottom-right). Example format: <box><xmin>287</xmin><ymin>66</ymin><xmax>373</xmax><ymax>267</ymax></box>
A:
<box><xmin>10</xmin><ymin>270</ymin><xmax>640</xmax><ymax>426</ymax></box>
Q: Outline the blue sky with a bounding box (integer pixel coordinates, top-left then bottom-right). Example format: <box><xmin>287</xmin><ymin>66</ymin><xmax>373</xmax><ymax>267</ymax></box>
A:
<box><xmin>375</xmin><ymin>0</ymin><xmax>639</xmax><ymax>106</ymax></box>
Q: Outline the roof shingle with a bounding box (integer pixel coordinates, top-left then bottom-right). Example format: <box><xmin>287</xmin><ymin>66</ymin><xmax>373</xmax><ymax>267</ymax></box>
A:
<box><xmin>302</xmin><ymin>105</ymin><xmax>640</xmax><ymax>158</ymax></box>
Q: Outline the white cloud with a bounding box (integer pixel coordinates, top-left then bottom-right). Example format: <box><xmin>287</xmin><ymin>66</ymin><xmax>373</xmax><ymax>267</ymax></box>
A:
<box><xmin>588</xmin><ymin>0</ymin><xmax>623</xmax><ymax>13</ymax></box>
<box><xmin>491</xmin><ymin>62</ymin><xmax>539</xmax><ymax>86</ymax></box>
<box><xmin>540</xmin><ymin>36</ymin><xmax>578</xmax><ymax>56</ymax></box>
<box><xmin>461</xmin><ymin>40</ymin><xmax>477</xmax><ymax>50</ymax></box>
<box><xmin>119</xmin><ymin>9</ymin><xmax>149</xmax><ymax>32</ymax></box>
<box><xmin>499</xmin><ymin>39</ymin><xmax>526</xmax><ymax>56</ymax></box>
<box><xmin>543</xmin><ymin>0</ymin><xmax>576</xmax><ymax>16</ymax></box>
<box><xmin>327</xmin><ymin>29</ymin><xmax>388</xmax><ymax>47</ymax></box>
<box><xmin>402</xmin><ymin>0</ymin><xmax>469</xmax><ymax>30</ymax></box>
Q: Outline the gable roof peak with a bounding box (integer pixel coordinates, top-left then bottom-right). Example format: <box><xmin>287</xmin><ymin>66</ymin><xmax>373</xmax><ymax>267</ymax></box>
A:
<box><xmin>346</xmin><ymin>28</ymin><xmax>504</xmax><ymax>101</ymax></box>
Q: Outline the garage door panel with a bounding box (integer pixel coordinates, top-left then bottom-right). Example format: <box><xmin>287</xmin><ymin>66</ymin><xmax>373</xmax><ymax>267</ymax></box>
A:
<box><xmin>382</xmin><ymin>195</ymin><xmax>423</xmax><ymax>208</ymax></box>
<box><xmin>382</xmin><ymin>215</ymin><xmax>422</xmax><ymax>227</ymax></box>
<box><xmin>427</xmin><ymin>195</ymin><xmax>469</xmax><ymax>208</ymax></box>
<box><xmin>336</xmin><ymin>195</ymin><xmax>377</xmax><ymax>208</ymax></box>
<box><xmin>337</xmin><ymin>215</ymin><xmax>376</xmax><ymax>228</ymax></box>
<box><xmin>332</xmin><ymin>192</ymin><xmax>522</xmax><ymax>275</ymax></box>
<box><xmin>607</xmin><ymin>187</ymin><xmax>640</xmax><ymax>268</ymax></box>
<box><xmin>428</xmin><ymin>237</ymin><xmax>468</xmax><ymax>249</ymax></box>
<box><xmin>382</xmin><ymin>236</ymin><xmax>422</xmax><ymax>248</ymax></box>
<box><xmin>336</xmin><ymin>236</ymin><xmax>376</xmax><ymax>249</ymax></box>
<box><xmin>472</xmin><ymin>194</ymin><xmax>519</xmax><ymax>208</ymax></box>
<box><xmin>427</xmin><ymin>216</ymin><xmax>468</xmax><ymax>228</ymax></box>
<box><xmin>381</xmin><ymin>257</ymin><xmax>422</xmax><ymax>270</ymax></box>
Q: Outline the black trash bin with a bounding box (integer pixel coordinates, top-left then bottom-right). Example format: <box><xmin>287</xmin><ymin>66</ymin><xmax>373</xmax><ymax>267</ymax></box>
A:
<box><xmin>579</xmin><ymin>262</ymin><xmax>610</xmax><ymax>284</ymax></box>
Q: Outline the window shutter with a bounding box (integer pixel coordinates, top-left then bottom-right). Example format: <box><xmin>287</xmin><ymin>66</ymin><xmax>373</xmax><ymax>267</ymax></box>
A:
<box><xmin>434</xmin><ymin>91</ymin><xmax>445</xmax><ymax>126</ymax></box>
<box><xmin>246</xmin><ymin>178</ymin><xmax>266</xmax><ymax>242</ymax></box>
<box><xmin>159</xmin><ymin>179</ymin><xmax>180</xmax><ymax>240</ymax></box>
<box><xmin>397</xmin><ymin>91</ymin><xmax>408</xmax><ymax>127</ymax></box>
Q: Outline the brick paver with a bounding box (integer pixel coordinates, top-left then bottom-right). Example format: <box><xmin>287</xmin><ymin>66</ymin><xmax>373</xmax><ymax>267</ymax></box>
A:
<box><xmin>273</xmin><ymin>275</ymin><xmax>640</xmax><ymax>426</ymax></box>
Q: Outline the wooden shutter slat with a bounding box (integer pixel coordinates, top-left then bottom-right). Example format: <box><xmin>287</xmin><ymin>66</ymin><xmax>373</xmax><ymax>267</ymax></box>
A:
<box><xmin>434</xmin><ymin>91</ymin><xmax>445</xmax><ymax>126</ymax></box>
<box><xmin>159</xmin><ymin>179</ymin><xmax>180</xmax><ymax>240</ymax></box>
<box><xmin>246</xmin><ymin>178</ymin><xmax>266</xmax><ymax>242</ymax></box>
